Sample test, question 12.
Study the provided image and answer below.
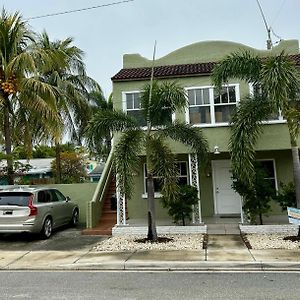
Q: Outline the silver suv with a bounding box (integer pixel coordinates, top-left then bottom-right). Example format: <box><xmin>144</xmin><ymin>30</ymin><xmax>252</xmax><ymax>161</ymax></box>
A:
<box><xmin>0</xmin><ymin>186</ymin><xmax>79</xmax><ymax>238</ymax></box>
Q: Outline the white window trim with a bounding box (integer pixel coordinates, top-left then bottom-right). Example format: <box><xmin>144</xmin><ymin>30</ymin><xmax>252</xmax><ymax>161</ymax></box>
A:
<box><xmin>122</xmin><ymin>90</ymin><xmax>176</xmax><ymax>127</ymax></box>
<box><xmin>256</xmin><ymin>158</ymin><xmax>278</xmax><ymax>191</ymax></box>
<box><xmin>248</xmin><ymin>83</ymin><xmax>285</xmax><ymax>124</ymax></box>
<box><xmin>142</xmin><ymin>161</ymin><xmax>189</xmax><ymax>198</ymax></box>
<box><xmin>185</xmin><ymin>84</ymin><xmax>240</xmax><ymax>127</ymax></box>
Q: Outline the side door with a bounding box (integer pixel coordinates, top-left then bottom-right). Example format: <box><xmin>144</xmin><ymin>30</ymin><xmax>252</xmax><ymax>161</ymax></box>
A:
<box><xmin>48</xmin><ymin>189</ymin><xmax>66</xmax><ymax>227</ymax></box>
<box><xmin>52</xmin><ymin>189</ymin><xmax>72</xmax><ymax>224</ymax></box>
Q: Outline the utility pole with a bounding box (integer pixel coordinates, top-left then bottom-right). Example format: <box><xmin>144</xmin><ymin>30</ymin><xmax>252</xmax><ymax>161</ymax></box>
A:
<box><xmin>256</xmin><ymin>0</ymin><xmax>272</xmax><ymax>49</ymax></box>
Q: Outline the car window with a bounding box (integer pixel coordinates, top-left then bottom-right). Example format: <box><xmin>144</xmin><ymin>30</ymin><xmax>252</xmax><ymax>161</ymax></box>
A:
<box><xmin>44</xmin><ymin>190</ymin><xmax>52</xmax><ymax>202</ymax></box>
<box><xmin>38</xmin><ymin>191</ymin><xmax>47</xmax><ymax>203</ymax></box>
<box><xmin>49</xmin><ymin>190</ymin><xmax>59</xmax><ymax>202</ymax></box>
<box><xmin>0</xmin><ymin>192</ymin><xmax>33</xmax><ymax>206</ymax></box>
<box><xmin>53</xmin><ymin>190</ymin><xmax>66</xmax><ymax>202</ymax></box>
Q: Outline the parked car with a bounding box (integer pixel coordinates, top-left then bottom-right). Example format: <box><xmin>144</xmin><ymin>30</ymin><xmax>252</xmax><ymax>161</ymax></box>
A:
<box><xmin>0</xmin><ymin>186</ymin><xmax>79</xmax><ymax>238</ymax></box>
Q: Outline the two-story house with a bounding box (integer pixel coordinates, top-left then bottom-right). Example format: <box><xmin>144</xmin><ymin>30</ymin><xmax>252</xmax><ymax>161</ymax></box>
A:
<box><xmin>88</xmin><ymin>40</ymin><xmax>300</xmax><ymax>231</ymax></box>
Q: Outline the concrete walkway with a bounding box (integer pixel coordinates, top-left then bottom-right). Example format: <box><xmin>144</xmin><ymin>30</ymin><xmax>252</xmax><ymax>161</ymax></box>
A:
<box><xmin>1</xmin><ymin>233</ymin><xmax>299</xmax><ymax>271</ymax></box>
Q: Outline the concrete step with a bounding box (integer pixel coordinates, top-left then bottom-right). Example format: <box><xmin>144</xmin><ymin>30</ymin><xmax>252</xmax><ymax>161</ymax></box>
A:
<box><xmin>207</xmin><ymin>224</ymin><xmax>240</xmax><ymax>235</ymax></box>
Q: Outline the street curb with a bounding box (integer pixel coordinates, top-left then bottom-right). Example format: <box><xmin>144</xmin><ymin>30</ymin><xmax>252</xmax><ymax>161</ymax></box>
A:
<box><xmin>8</xmin><ymin>261</ymin><xmax>298</xmax><ymax>272</ymax></box>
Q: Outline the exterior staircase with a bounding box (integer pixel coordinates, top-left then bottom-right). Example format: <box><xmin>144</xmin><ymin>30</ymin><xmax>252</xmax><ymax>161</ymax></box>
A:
<box><xmin>82</xmin><ymin>177</ymin><xmax>117</xmax><ymax>236</ymax></box>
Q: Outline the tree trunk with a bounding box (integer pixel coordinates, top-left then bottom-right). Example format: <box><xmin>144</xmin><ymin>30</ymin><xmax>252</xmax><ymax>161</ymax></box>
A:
<box><xmin>259</xmin><ymin>213</ymin><xmax>263</xmax><ymax>225</ymax></box>
<box><xmin>55</xmin><ymin>142</ymin><xmax>62</xmax><ymax>183</ymax></box>
<box><xmin>291</xmin><ymin>146</ymin><xmax>300</xmax><ymax>209</ymax></box>
<box><xmin>3</xmin><ymin>96</ymin><xmax>14</xmax><ymax>185</ymax></box>
<box><xmin>147</xmin><ymin>172</ymin><xmax>157</xmax><ymax>241</ymax></box>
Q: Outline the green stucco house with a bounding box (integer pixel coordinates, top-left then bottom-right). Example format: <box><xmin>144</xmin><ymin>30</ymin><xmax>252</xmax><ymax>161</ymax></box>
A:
<box><xmin>108</xmin><ymin>39</ymin><xmax>300</xmax><ymax>227</ymax></box>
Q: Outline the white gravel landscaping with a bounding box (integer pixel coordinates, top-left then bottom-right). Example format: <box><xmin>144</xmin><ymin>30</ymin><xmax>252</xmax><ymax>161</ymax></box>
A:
<box><xmin>246</xmin><ymin>234</ymin><xmax>300</xmax><ymax>250</ymax></box>
<box><xmin>93</xmin><ymin>234</ymin><xmax>204</xmax><ymax>252</ymax></box>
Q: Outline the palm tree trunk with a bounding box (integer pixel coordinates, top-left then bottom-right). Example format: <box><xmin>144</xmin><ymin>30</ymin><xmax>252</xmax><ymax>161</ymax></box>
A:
<box><xmin>147</xmin><ymin>172</ymin><xmax>158</xmax><ymax>241</ymax></box>
<box><xmin>55</xmin><ymin>142</ymin><xmax>62</xmax><ymax>183</ymax></box>
<box><xmin>3</xmin><ymin>96</ymin><xmax>14</xmax><ymax>185</ymax></box>
<box><xmin>291</xmin><ymin>146</ymin><xmax>300</xmax><ymax>209</ymax></box>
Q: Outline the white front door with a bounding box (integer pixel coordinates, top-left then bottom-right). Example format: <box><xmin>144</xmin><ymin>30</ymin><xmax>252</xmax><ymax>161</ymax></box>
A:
<box><xmin>212</xmin><ymin>160</ymin><xmax>241</xmax><ymax>215</ymax></box>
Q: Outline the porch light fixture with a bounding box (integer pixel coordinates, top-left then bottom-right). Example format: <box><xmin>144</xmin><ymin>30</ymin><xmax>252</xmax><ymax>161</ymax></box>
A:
<box><xmin>213</xmin><ymin>145</ymin><xmax>220</xmax><ymax>155</ymax></box>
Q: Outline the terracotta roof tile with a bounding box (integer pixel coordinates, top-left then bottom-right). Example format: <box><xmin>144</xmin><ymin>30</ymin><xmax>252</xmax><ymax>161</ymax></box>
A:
<box><xmin>111</xmin><ymin>54</ymin><xmax>300</xmax><ymax>82</ymax></box>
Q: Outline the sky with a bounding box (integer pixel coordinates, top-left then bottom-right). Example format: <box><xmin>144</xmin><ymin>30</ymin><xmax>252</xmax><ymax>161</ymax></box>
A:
<box><xmin>2</xmin><ymin>0</ymin><xmax>300</xmax><ymax>96</ymax></box>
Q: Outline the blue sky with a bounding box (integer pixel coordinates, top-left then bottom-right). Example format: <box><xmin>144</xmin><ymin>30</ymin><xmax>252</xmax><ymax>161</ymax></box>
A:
<box><xmin>2</xmin><ymin>0</ymin><xmax>300</xmax><ymax>96</ymax></box>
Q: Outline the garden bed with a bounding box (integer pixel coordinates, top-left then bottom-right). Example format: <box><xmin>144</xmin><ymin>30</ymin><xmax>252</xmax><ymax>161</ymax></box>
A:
<box><xmin>243</xmin><ymin>233</ymin><xmax>300</xmax><ymax>250</ymax></box>
<box><xmin>93</xmin><ymin>234</ymin><xmax>204</xmax><ymax>252</ymax></box>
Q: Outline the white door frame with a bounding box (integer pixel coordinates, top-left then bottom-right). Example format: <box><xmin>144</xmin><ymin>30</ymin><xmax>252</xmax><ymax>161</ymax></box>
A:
<box><xmin>211</xmin><ymin>159</ymin><xmax>241</xmax><ymax>215</ymax></box>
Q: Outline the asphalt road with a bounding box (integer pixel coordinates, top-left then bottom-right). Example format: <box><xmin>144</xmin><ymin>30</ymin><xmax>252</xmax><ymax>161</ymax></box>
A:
<box><xmin>0</xmin><ymin>271</ymin><xmax>299</xmax><ymax>299</ymax></box>
<box><xmin>0</xmin><ymin>228</ymin><xmax>106</xmax><ymax>251</ymax></box>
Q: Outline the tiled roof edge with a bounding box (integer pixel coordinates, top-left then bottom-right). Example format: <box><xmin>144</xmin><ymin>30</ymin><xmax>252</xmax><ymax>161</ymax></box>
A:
<box><xmin>111</xmin><ymin>54</ymin><xmax>300</xmax><ymax>82</ymax></box>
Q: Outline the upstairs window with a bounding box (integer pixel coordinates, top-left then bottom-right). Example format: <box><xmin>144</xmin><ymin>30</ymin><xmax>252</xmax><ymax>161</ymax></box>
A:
<box><xmin>187</xmin><ymin>85</ymin><xmax>239</xmax><ymax>126</ymax></box>
<box><xmin>124</xmin><ymin>92</ymin><xmax>147</xmax><ymax>127</ymax></box>
<box><xmin>249</xmin><ymin>83</ymin><xmax>283</xmax><ymax>121</ymax></box>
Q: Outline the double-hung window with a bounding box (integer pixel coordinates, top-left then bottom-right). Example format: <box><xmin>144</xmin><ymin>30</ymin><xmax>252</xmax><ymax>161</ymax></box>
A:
<box><xmin>187</xmin><ymin>84</ymin><xmax>240</xmax><ymax>126</ymax></box>
<box><xmin>123</xmin><ymin>92</ymin><xmax>147</xmax><ymax>127</ymax></box>
<box><xmin>143</xmin><ymin>161</ymin><xmax>189</xmax><ymax>195</ymax></box>
<box><xmin>256</xmin><ymin>160</ymin><xmax>277</xmax><ymax>190</ymax></box>
<box><xmin>249</xmin><ymin>83</ymin><xmax>284</xmax><ymax>122</ymax></box>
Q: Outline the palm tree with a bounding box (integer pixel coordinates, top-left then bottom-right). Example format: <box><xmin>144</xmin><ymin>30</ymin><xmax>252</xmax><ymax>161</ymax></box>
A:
<box><xmin>85</xmin><ymin>90</ymin><xmax>113</xmax><ymax>161</ymax></box>
<box><xmin>36</xmin><ymin>32</ymin><xmax>100</xmax><ymax>182</ymax></box>
<box><xmin>0</xmin><ymin>10</ymin><xmax>60</xmax><ymax>184</ymax></box>
<box><xmin>212</xmin><ymin>51</ymin><xmax>300</xmax><ymax>211</ymax></box>
<box><xmin>87</xmin><ymin>80</ymin><xmax>209</xmax><ymax>241</ymax></box>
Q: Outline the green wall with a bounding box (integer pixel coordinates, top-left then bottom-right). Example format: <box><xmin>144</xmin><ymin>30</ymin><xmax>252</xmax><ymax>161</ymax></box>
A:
<box><xmin>123</xmin><ymin>40</ymin><xmax>299</xmax><ymax>68</ymax></box>
<box><xmin>48</xmin><ymin>183</ymin><xmax>98</xmax><ymax>226</ymax></box>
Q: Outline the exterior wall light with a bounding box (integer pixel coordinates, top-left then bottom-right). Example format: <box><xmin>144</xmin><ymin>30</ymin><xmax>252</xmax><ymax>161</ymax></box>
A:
<box><xmin>213</xmin><ymin>145</ymin><xmax>220</xmax><ymax>155</ymax></box>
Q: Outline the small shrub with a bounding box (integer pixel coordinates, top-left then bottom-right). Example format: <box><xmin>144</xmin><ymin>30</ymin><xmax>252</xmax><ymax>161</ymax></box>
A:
<box><xmin>232</xmin><ymin>165</ymin><xmax>275</xmax><ymax>224</ymax></box>
<box><xmin>274</xmin><ymin>182</ymin><xmax>296</xmax><ymax>211</ymax></box>
<box><xmin>161</xmin><ymin>184</ymin><xmax>199</xmax><ymax>226</ymax></box>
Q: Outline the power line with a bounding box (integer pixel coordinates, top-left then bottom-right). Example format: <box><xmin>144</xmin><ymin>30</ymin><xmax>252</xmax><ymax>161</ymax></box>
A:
<box><xmin>26</xmin><ymin>0</ymin><xmax>134</xmax><ymax>21</ymax></box>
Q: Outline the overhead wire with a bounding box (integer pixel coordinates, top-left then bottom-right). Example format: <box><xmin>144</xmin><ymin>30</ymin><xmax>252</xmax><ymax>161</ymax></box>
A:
<box><xmin>26</xmin><ymin>0</ymin><xmax>134</xmax><ymax>20</ymax></box>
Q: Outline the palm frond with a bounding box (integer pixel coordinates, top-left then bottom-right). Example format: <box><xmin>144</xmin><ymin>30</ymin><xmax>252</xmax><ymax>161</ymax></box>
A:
<box><xmin>158</xmin><ymin>121</ymin><xmax>209</xmax><ymax>164</ymax></box>
<box><xmin>212</xmin><ymin>51</ymin><xmax>262</xmax><ymax>89</ymax></box>
<box><xmin>261</xmin><ymin>52</ymin><xmax>300</xmax><ymax>110</ymax></box>
<box><xmin>141</xmin><ymin>81</ymin><xmax>187</xmax><ymax>126</ymax></box>
<box><xmin>146</xmin><ymin>136</ymin><xmax>180</xmax><ymax>203</ymax></box>
<box><xmin>87</xmin><ymin>109</ymin><xmax>138</xmax><ymax>142</ymax></box>
<box><xmin>229</xmin><ymin>96</ymin><xmax>273</xmax><ymax>185</ymax></box>
<box><xmin>114</xmin><ymin>129</ymin><xmax>144</xmax><ymax>200</ymax></box>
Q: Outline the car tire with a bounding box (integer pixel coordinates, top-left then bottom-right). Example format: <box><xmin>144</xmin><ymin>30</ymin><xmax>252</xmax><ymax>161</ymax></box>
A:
<box><xmin>41</xmin><ymin>217</ymin><xmax>52</xmax><ymax>239</ymax></box>
<box><xmin>70</xmin><ymin>209</ymin><xmax>79</xmax><ymax>227</ymax></box>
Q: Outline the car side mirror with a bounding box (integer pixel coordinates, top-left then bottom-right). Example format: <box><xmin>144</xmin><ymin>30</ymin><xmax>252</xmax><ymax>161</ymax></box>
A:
<box><xmin>66</xmin><ymin>196</ymin><xmax>71</xmax><ymax>202</ymax></box>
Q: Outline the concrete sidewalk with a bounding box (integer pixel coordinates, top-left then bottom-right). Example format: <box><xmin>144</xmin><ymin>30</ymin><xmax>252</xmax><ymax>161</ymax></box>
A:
<box><xmin>0</xmin><ymin>234</ymin><xmax>299</xmax><ymax>271</ymax></box>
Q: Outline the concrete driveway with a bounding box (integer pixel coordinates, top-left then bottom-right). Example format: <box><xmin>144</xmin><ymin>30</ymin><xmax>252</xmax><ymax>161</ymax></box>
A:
<box><xmin>0</xmin><ymin>227</ymin><xmax>106</xmax><ymax>251</ymax></box>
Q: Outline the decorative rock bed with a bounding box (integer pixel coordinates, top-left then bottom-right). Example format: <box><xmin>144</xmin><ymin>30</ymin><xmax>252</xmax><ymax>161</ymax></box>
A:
<box><xmin>245</xmin><ymin>233</ymin><xmax>300</xmax><ymax>250</ymax></box>
<box><xmin>93</xmin><ymin>234</ymin><xmax>204</xmax><ymax>252</ymax></box>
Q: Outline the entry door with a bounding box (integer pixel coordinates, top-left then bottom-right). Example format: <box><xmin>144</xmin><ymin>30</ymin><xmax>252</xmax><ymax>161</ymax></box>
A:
<box><xmin>212</xmin><ymin>160</ymin><xmax>241</xmax><ymax>215</ymax></box>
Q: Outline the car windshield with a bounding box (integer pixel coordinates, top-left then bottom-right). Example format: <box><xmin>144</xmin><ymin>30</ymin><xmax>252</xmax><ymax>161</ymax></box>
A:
<box><xmin>0</xmin><ymin>192</ymin><xmax>33</xmax><ymax>206</ymax></box>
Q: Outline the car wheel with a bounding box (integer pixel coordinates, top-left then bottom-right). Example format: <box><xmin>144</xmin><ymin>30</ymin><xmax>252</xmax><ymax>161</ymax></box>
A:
<box><xmin>70</xmin><ymin>209</ymin><xmax>79</xmax><ymax>227</ymax></box>
<box><xmin>41</xmin><ymin>217</ymin><xmax>52</xmax><ymax>239</ymax></box>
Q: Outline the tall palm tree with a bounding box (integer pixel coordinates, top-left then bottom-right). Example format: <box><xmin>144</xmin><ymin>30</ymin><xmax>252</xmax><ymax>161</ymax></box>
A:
<box><xmin>85</xmin><ymin>90</ymin><xmax>113</xmax><ymax>161</ymax></box>
<box><xmin>36</xmin><ymin>32</ymin><xmax>100</xmax><ymax>182</ymax></box>
<box><xmin>0</xmin><ymin>10</ymin><xmax>60</xmax><ymax>184</ymax></box>
<box><xmin>212</xmin><ymin>51</ymin><xmax>300</xmax><ymax>210</ymax></box>
<box><xmin>87</xmin><ymin>80</ymin><xmax>209</xmax><ymax>241</ymax></box>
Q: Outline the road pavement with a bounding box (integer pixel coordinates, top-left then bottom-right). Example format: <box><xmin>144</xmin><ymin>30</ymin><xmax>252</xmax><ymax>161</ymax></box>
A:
<box><xmin>1</xmin><ymin>271</ymin><xmax>300</xmax><ymax>299</ymax></box>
